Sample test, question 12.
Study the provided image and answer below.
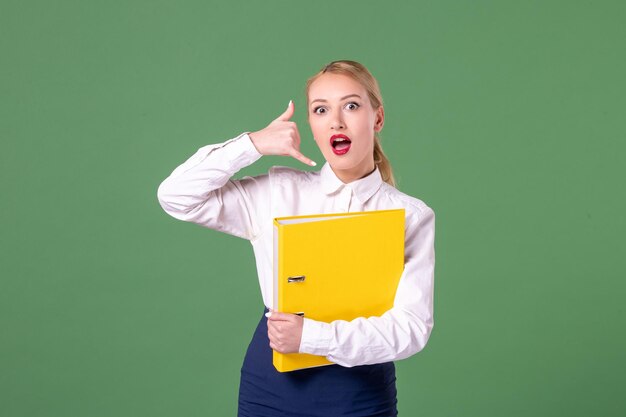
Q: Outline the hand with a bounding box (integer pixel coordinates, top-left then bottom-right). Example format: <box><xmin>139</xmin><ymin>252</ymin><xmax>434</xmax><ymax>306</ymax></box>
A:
<box><xmin>248</xmin><ymin>100</ymin><xmax>317</xmax><ymax>167</ymax></box>
<box><xmin>267</xmin><ymin>309</ymin><xmax>304</xmax><ymax>354</ymax></box>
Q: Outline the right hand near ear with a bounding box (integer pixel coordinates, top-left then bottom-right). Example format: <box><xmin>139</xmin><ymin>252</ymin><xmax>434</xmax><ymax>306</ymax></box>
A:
<box><xmin>248</xmin><ymin>100</ymin><xmax>317</xmax><ymax>166</ymax></box>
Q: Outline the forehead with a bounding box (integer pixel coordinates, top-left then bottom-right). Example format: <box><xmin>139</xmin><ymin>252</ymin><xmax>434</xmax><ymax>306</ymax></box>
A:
<box><xmin>308</xmin><ymin>73</ymin><xmax>366</xmax><ymax>102</ymax></box>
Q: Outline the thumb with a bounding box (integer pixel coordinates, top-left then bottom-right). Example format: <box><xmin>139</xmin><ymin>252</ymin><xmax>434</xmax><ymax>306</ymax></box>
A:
<box><xmin>274</xmin><ymin>100</ymin><xmax>294</xmax><ymax>122</ymax></box>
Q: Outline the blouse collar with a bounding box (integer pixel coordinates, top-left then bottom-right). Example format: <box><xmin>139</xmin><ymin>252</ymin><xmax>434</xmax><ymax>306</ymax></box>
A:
<box><xmin>320</xmin><ymin>161</ymin><xmax>383</xmax><ymax>204</ymax></box>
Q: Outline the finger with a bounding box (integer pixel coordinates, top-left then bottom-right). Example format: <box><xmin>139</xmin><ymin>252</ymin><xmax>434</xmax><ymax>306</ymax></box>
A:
<box><xmin>267</xmin><ymin>326</ymin><xmax>278</xmax><ymax>341</ymax></box>
<box><xmin>269</xmin><ymin>310</ymin><xmax>304</xmax><ymax>322</ymax></box>
<box><xmin>267</xmin><ymin>320</ymin><xmax>285</xmax><ymax>335</ymax></box>
<box><xmin>268</xmin><ymin>311</ymin><xmax>300</xmax><ymax>324</ymax></box>
<box><xmin>289</xmin><ymin>148</ymin><xmax>317</xmax><ymax>167</ymax></box>
<box><xmin>268</xmin><ymin>311</ymin><xmax>295</xmax><ymax>322</ymax></box>
<box><xmin>273</xmin><ymin>100</ymin><xmax>294</xmax><ymax>122</ymax></box>
<box><xmin>266</xmin><ymin>308</ymin><xmax>279</xmax><ymax>319</ymax></box>
<box><xmin>270</xmin><ymin>342</ymin><xmax>285</xmax><ymax>353</ymax></box>
<box><xmin>292</xmin><ymin>121</ymin><xmax>302</xmax><ymax>146</ymax></box>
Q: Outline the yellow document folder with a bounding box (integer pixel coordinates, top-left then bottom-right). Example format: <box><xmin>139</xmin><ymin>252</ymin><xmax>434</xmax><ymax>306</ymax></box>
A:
<box><xmin>272</xmin><ymin>208</ymin><xmax>405</xmax><ymax>372</ymax></box>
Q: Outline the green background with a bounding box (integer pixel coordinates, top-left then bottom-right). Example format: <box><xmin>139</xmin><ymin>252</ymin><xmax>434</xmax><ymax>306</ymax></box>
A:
<box><xmin>2</xmin><ymin>1</ymin><xmax>625</xmax><ymax>416</ymax></box>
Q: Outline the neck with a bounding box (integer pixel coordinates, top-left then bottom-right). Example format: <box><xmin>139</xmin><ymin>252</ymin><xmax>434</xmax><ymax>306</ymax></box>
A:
<box><xmin>331</xmin><ymin>161</ymin><xmax>377</xmax><ymax>184</ymax></box>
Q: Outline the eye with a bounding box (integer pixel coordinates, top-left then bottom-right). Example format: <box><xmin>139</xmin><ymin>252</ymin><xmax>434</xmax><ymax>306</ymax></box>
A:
<box><xmin>345</xmin><ymin>102</ymin><xmax>360</xmax><ymax>110</ymax></box>
<box><xmin>313</xmin><ymin>106</ymin><xmax>326</xmax><ymax>114</ymax></box>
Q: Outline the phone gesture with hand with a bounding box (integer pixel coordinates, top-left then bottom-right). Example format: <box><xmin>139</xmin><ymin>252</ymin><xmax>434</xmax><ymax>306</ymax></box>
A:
<box><xmin>248</xmin><ymin>100</ymin><xmax>317</xmax><ymax>167</ymax></box>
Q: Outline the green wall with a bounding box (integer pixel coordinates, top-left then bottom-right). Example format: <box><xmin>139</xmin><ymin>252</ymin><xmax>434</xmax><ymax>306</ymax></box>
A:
<box><xmin>2</xmin><ymin>1</ymin><xmax>625</xmax><ymax>415</ymax></box>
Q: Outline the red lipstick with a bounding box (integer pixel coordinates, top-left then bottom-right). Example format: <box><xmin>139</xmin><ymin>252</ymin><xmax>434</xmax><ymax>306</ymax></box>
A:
<box><xmin>330</xmin><ymin>134</ymin><xmax>352</xmax><ymax>155</ymax></box>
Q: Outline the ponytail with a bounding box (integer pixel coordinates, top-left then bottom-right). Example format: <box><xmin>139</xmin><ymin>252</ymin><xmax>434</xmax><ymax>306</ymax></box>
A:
<box><xmin>373</xmin><ymin>134</ymin><xmax>396</xmax><ymax>188</ymax></box>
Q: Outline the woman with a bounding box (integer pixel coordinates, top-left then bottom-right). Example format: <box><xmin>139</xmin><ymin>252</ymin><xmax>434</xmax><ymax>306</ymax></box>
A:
<box><xmin>157</xmin><ymin>60</ymin><xmax>435</xmax><ymax>416</ymax></box>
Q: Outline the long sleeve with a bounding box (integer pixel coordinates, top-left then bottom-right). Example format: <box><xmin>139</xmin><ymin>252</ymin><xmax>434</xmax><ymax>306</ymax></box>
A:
<box><xmin>156</xmin><ymin>132</ymin><xmax>267</xmax><ymax>241</ymax></box>
<box><xmin>298</xmin><ymin>206</ymin><xmax>436</xmax><ymax>367</ymax></box>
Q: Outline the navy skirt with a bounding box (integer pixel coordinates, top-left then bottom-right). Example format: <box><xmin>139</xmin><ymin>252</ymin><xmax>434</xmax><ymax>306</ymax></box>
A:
<box><xmin>238</xmin><ymin>308</ymin><xmax>398</xmax><ymax>417</ymax></box>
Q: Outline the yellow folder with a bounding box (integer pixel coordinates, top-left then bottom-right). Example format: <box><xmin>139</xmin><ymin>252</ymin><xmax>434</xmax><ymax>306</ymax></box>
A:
<box><xmin>272</xmin><ymin>208</ymin><xmax>405</xmax><ymax>372</ymax></box>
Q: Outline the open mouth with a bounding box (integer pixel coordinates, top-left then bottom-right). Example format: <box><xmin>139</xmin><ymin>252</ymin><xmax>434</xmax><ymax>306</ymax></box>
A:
<box><xmin>330</xmin><ymin>134</ymin><xmax>352</xmax><ymax>155</ymax></box>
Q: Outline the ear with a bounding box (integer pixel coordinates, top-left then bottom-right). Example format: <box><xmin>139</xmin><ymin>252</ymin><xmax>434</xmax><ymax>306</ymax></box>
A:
<box><xmin>374</xmin><ymin>106</ymin><xmax>385</xmax><ymax>132</ymax></box>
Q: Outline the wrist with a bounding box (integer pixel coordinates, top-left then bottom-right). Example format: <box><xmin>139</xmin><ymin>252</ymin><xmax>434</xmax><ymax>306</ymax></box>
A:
<box><xmin>245</xmin><ymin>132</ymin><xmax>263</xmax><ymax>155</ymax></box>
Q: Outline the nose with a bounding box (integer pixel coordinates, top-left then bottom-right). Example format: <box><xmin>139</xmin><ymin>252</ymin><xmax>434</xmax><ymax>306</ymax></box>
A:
<box><xmin>330</xmin><ymin>113</ymin><xmax>345</xmax><ymax>130</ymax></box>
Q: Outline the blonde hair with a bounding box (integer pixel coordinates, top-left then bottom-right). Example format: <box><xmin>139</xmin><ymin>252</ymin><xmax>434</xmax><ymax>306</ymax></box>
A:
<box><xmin>305</xmin><ymin>60</ymin><xmax>397</xmax><ymax>188</ymax></box>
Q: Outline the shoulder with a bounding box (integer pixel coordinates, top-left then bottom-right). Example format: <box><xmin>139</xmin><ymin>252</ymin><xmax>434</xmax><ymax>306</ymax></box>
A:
<box><xmin>379</xmin><ymin>182</ymin><xmax>434</xmax><ymax>223</ymax></box>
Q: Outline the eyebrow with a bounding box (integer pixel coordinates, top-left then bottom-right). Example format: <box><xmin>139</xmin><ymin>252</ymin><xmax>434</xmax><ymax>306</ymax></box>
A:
<box><xmin>310</xmin><ymin>94</ymin><xmax>362</xmax><ymax>105</ymax></box>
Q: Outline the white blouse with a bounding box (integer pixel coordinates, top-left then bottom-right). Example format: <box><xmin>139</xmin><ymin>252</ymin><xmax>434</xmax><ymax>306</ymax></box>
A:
<box><xmin>157</xmin><ymin>132</ymin><xmax>436</xmax><ymax>367</ymax></box>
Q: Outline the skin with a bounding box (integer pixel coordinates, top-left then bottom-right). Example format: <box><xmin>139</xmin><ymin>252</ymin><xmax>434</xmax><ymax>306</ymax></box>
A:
<box><xmin>307</xmin><ymin>73</ymin><xmax>384</xmax><ymax>183</ymax></box>
<box><xmin>249</xmin><ymin>73</ymin><xmax>385</xmax><ymax>353</ymax></box>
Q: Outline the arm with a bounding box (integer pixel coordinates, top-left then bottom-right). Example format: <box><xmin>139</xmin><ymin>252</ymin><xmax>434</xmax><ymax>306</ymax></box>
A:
<box><xmin>157</xmin><ymin>101</ymin><xmax>316</xmax><ymax>240</ymax></box>
<box><xmin>298</xmin><ymin>206</ymin><xmax>436</xmax><ymax>367</ymax></box>
<box><xmin>156</xmin><ymin>132</ymin><xmax>266</xmax><ymax>240</ymax></box>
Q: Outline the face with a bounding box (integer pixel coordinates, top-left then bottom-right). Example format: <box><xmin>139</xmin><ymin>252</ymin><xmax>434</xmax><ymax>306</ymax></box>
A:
<box><xmin>307</xmin><ymin>73</ymin><xmax>384</xmax><ymax>183</ymax></box>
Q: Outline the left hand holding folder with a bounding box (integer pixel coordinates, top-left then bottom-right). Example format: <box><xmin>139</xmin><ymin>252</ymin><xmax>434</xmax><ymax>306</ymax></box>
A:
<box><xmin>267</xmin><ymin>310</ymin><xmax>303</xmax><ymax>354</ymax></box>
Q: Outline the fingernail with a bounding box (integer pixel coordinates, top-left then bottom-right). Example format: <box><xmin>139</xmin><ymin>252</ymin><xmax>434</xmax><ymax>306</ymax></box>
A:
<box><xmin>288</xmin><ymin>99</ymin><xmax>292</xmax><ymax>106</ymax></box>
<box><xmin>311</xmin><ymin>161</ymin><xmax>317</xmax><ymax>166</ymax></box>
<box><xmin>265</xmin><ymin>311</ymin><xmax>272</xmax><ymax>318</ymax></box>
